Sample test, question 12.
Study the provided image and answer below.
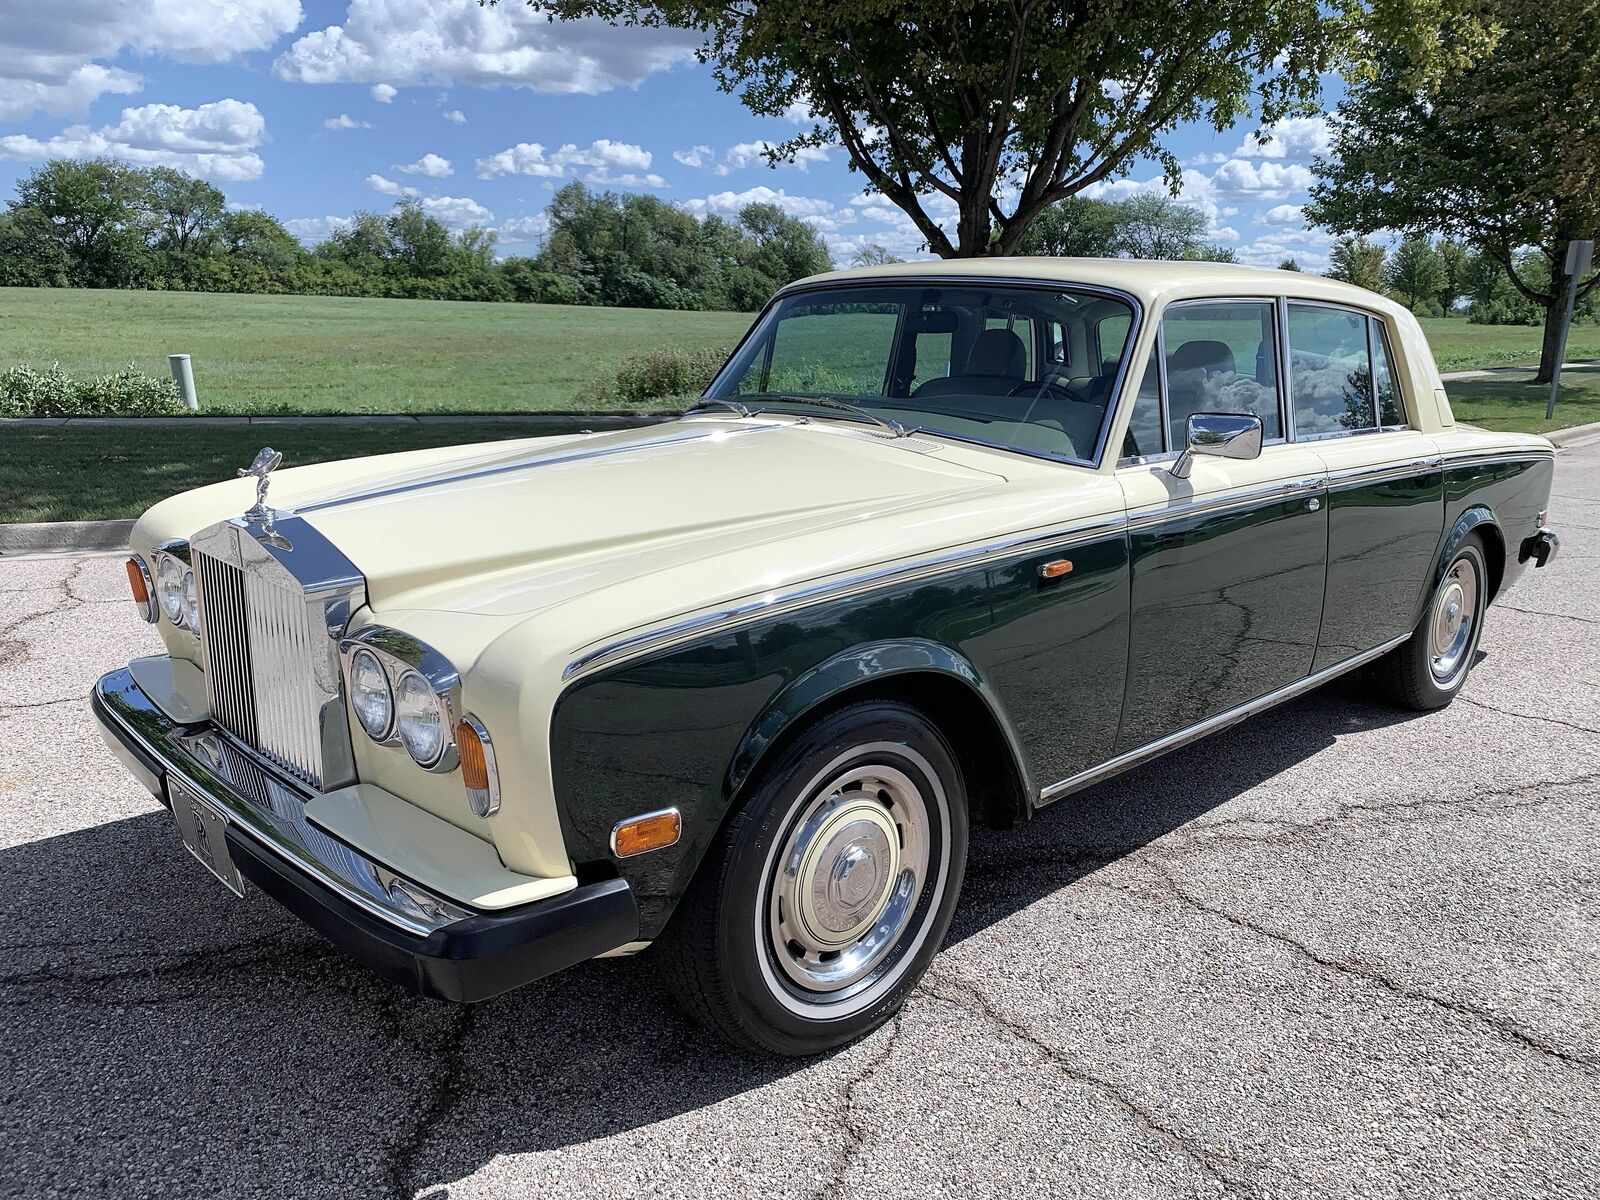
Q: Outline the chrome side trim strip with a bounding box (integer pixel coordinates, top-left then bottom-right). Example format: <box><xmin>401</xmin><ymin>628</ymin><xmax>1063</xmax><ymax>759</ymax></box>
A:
<box><xmin>299</xmin><ymin>423</ymin><xmax>777</xmax><ymax>515</ymax></box>
<box><xmin>1036</xmin><ymin>632</ymin><xmax>1411</xmax><ymax>805</ymax></box>
<box><xmin>1125</xmin><ymin>475</ymin><xmax>1325</xmax><ymax>531</ymax></box>
<box><xmin>1325</xmin><ymin>457</ymin><xmax>1444</xmax><ymax>491</ymax></box>
<box><xmin>1441</xmin><ymin>450</ymin><xmax>1555</xmax><ymax>469</ymax></box>
<box><xmin>563</xmin><ymin>514</ymin><xmax>1129</xmax><ymax>680</ymax></box>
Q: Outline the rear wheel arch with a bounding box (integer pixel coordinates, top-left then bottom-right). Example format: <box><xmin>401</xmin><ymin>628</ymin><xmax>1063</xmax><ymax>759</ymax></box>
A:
<box><xmin>1441</xmin><ymin>507</ymin><xmax>1505</xmax><ymax>603</ymax></box>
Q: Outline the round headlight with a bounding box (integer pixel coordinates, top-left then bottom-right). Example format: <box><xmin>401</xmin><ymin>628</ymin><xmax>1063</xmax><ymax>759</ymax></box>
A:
<box><xmin>181</xmin><ymin>569</ymin><xmax>198</xmax><ymax>631</ymax></box>
<box><xmin>395</xmin><ymin>670</ymin><xmax>445</xmax><ymax>766</ymax></box>
<box><xmin>349</xmin><ymin>649</ymin><xmax>393</xmax><ymax>740</ymax></box>
<box><xmin>156</xmin><ymin>555</ymin><xmax>185</xmax><ymax>625</ymax></box>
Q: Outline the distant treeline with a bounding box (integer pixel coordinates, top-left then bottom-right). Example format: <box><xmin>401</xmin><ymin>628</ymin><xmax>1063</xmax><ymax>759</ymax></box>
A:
<box><xmin>0</xmin><ymin>159</ymin><xmax>832</xmax><ymax>311</ymax></box>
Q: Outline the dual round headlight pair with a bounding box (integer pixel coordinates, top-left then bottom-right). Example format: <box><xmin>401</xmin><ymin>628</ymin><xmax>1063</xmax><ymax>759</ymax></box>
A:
<box><xmin>154</xmin><ymin>552</ymin><xmax>198</xmax><ymax>631</ymax></box>
<box><xmin>349</xmin><ymin>648</ymin><xmax>448</xmax><ymax>767</ymax></box>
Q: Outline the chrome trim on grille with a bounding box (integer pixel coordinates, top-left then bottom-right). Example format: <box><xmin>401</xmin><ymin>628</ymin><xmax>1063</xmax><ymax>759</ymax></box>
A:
<box><xmin>191</xmin><ymin>511</ymin><xmax>365</xmax><ymax>791</ymax></box>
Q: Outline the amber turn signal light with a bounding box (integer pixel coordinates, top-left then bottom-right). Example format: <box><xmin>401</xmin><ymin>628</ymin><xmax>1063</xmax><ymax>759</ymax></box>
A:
<box><xmin>455</xmin><ymin>716</ymin><xmax>500</xmax><ymax>818</ymax></box>
<box><xmin>1037</xmin><ymin>558</ymin><xmax>1074</xmax><ymax>580</ymax></box>
<box><xmin>611</xmin><ymin>808</ymin><xmax>682</xmax><ymax>859</ymax></box>
<box><xmin>125</xmin><ymin>556</ymin><xmax>156</xmax><ymax>622</ymax></box>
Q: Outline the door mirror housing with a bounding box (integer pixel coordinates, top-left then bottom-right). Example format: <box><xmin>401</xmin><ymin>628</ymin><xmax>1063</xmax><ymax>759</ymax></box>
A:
<box><xmin>1171</xmin><ymin>412</ymin><xmax>1264</xmax><ymax>479</ymax></box>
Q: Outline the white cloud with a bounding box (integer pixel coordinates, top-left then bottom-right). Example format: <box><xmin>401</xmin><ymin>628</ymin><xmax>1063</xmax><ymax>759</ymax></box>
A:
<box><xmin>476</xmin><ymin>139</ymin><xmax>665</xmax><ymax>187</ymax></box>
<box><xmin>0</xmin><ymin>0</ymin><xmax>302</xmax><ymax>121</ymax></box>
<box><xmin>420</xmin><ymin>194</ymin><xmax>492</xmax><ymax>228</ymax></box>
<box><xmin>780</xmin><ymin>98</ymin><xmax>815</xmax><ymax>124</ymax></box>
<box><xmin>714</xmin><ymin>139</ymin><xmax>831</xmax><ymax>176</ymax></box>
<box><xmin>1261</xmin><ymin>203</ymin><xmax>1305</xmax><ymax>227</ymax></box>
<box><xmin>1233</xmin><ymin>233</ymin><xmax>1334</xmax><ymax>272</ymax></box>
<box><xmin>398</xmin><ymin>152</ymin><xmax>452</xmax><ymax>178</ymax></box>
<box><xmin>1237</xmin><ymin>116</ymin><xmax>1332</xmax><ymax>161</ymax></box>
<box><xmin>1209</xmin><ymin>159</ymin><xmax>1315</xmax><ymax>200</ymax></box>
<box><xmin>285</xmin><ymin>215</ymin><xmax>353</xmax><ymax>242</ymax></box>
<box><xmin>276</xmin><ymin>0</ymin><xmax>697</xmax><ymax>95</ymax></box>
<box><xmin>370</xmin><ymin>82</ymin><xmax>396</xmax><ymax>103</ymax></box>
<box><xmin>498</xmin><ymin>213</ymin><xmax>551</xmax><ymax>243</ymax></box>
<box><xmin>443</xmin><ymin>109</ymin><xmax>466</xmax><ymax>124</ymax></box>
<box><xmin>365</xmin><ymin>173</ymin><xmax>416</xmax><ymax>197</ymax></box>
<box><xmin>673</xmin><ymin>144</ymin><xmax>712</xmax><ymax>169</ymax></box>
<box><xmin>679</xmin><ymin>186</ymin><xmax>837</xmax><ymax>220</ymax></box>
<box><xmin>0</xmin><ymin>98</ymin><xmax>268</xmax><ymax>181</ymax></box>
<box><xmin>323</xmin><ymin>113</ymin><xmax>369</xmax><ymax>130</ymax></box>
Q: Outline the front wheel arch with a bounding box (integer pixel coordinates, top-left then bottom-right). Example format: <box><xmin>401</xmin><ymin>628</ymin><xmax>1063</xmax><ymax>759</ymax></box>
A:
<box><xmin>726</xmin><ymin>642</ymin><xmax>1033</xmax><ymax>833</ymax></box>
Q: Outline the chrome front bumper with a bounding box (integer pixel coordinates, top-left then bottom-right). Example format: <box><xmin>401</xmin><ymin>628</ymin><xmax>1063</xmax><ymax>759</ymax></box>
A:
<box><xmin>92</xmin><ymin>667</ymin><xmax>638</xmax><ymax>1001</ymax></box>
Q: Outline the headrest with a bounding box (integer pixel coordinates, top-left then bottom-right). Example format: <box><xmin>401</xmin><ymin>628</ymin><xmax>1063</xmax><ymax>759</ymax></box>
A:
<box><xmin>967</xmin><ymin>328</ymin><xmax>1027</xmax><ymax>378</ymax></box>
<box><xmin>1168</xmin><ymin>339</ymin><xmax>1236</xmax><ymax>377</ymax></box>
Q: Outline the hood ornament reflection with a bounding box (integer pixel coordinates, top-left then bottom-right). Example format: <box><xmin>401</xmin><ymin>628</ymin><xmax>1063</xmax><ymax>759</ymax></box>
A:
<box><xmin>238</xmin><ymin>446</ymin><xmax>289</xmax><ymax>547</ymax></box>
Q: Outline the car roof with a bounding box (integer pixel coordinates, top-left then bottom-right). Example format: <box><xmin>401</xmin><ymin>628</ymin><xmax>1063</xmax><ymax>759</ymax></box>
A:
<box><xmin>786</xmin><ymin>257</ymin><xmax>1401</xmax><ymax>314</ymax></box>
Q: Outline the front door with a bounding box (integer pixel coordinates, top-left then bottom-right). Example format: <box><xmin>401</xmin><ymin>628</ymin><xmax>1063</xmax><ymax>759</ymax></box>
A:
<box><xmin>1113</xmin><ymin>297</ymin><xmax>1329</xmax><ymax>752</ymax></box>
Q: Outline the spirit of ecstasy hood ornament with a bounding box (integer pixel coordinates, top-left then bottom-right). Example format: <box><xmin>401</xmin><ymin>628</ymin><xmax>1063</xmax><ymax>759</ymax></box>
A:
<box><xmin>238</xmin><ymin>446</ymin><xmax>283</xmax><ymax>530</ymax></box>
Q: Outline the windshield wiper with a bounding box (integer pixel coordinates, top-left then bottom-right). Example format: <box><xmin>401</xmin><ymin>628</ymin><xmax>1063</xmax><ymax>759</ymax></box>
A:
<box><xmin>682</xmin><ymin>397</ymin><xmax>752</xmax><ymax>418</ymax></box>
<box><xmin>760</xmin><ymin>393</ymin><xmax>912</xmax><ymax>438</ymax></box>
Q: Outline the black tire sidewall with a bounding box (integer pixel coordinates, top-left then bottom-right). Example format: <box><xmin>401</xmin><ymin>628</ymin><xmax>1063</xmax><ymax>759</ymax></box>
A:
<box><xmin>714</xmin><ymin>702</ymin><xmax>968</xmax><ymax>1055</ymax></box>
<box><xmin>1409</xmin><ymin>537</ymin><xmax>1489</xmax><ymax>704</ymax></box>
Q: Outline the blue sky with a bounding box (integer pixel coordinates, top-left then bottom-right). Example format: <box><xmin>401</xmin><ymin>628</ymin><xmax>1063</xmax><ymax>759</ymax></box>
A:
<box><xmin>0</xmin><ymin>0</ymin><xmax>1343</xmax><ymax>269</ymax></box>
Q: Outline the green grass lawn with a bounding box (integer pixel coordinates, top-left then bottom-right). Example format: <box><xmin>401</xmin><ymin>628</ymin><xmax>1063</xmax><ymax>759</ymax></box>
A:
<box><xmin>0</xmin><ymin>422</ymin><xmax>609</xmax><ymax>523</ymax></box>
<box><xmin>1421</xmin><ymin>317</ymin><xmax>1600</xmax><ymax>373</ymax></box>
<box><xmin>0</xmin><ymin>288</ymin><xmax>754</xmax><ymax>415</ymax></box>
<box><xmin>1445</xmin><ymin>368</ymin><xmax>1600</xmax><ymax>434</ymax></box>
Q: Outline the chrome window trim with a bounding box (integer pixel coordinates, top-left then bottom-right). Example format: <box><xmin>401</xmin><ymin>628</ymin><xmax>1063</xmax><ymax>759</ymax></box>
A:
<box><xmin>563</xmin><ymin>514</ymin><xmax>1129</xmax><ymax>681</ymax></box>
<box><xmin>1036</xmin><ymin>631</ymin><xmax>1412</xmax><ymax>805</ymax></box>
<box><xmin>705</xmin><ymin>275</ymin><xmax>1147</xmax><ymax>471</ymax></box>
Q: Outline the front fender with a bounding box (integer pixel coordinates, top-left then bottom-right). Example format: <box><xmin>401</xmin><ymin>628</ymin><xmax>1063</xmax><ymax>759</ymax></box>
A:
<box><xmin>726</xmin><ymin>637</ymin><xmax>1033</xmax><ymax>804</ymax></box>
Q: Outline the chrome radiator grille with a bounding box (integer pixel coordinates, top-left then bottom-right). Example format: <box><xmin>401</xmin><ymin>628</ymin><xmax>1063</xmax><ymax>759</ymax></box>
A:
<box><xmin>195</xmin><ymin>547</ymin><xmax>328</xmax><ymax>788</ymax></box>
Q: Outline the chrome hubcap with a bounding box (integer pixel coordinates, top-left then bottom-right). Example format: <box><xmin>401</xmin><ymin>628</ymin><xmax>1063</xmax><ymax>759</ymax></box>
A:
<box><xmin>1429</xmin><ymin>556</ymin><xmax>1480</xmax><ymax>685</ymax></box>
<box><xmin>768</xmin><ymin>761</ymin><xmax>929</xmax><ymax>995</ymax></box>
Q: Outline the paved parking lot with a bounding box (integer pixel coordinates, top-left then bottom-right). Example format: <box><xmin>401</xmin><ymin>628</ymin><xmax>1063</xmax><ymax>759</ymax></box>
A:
<box><xmin>2</xmin><ymin>442</ymin><xmax>1597</xmax><ymax>1200</ymax></box>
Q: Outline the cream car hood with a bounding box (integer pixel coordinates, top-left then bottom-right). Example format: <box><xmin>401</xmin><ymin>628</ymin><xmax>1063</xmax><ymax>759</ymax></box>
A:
<box><xmin>137</xmin><ymin>417</ymin><xmax>1021</xmax><ymax>618</ymax></box>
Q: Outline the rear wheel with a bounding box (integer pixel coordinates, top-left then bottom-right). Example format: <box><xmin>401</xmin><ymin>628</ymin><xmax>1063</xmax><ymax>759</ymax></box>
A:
<box><xmin>656</xmin><ymin>700</ymin><xmax>968</xmax><ymax>1056</ymax></box>
<box><xmin>1372</xmin><ymin>536</ymin><xmax>1489</xmax><ymax>711</ymax></box>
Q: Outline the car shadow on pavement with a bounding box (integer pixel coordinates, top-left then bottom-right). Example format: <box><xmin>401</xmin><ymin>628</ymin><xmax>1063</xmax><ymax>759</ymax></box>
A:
<box><xmin>1</xmin><ymin>676</ymin><xmax>1425</xmax><ymax>1199</ymax></box>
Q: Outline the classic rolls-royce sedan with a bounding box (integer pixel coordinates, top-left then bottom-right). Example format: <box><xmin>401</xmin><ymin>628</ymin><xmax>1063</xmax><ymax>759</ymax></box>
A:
<box><xmin>94</xmin><ymin>260</ymin><xmax>1560</xmax><ymax>1055</ymax></box>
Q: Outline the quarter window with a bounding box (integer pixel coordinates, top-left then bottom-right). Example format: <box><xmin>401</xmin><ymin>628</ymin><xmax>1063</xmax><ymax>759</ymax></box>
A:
<box><xmin>1371</xmin><ymin>318</ymin><xmax>1405</xmax><ymax>426</ymax></box>
<box><xmin>1161</xmin><ymin>301</ymin><xmax>1282</xmax><ymax>445</ymax></box>
<box><xmin>1122</xmin><ymin>356</ymin><xmax>1164</xmax><ymax>459</ymax></box>
<box><xmin>1286</xmin><ymin>303</ymin><xmax>1376</xmax><ymax>436</ymax></box>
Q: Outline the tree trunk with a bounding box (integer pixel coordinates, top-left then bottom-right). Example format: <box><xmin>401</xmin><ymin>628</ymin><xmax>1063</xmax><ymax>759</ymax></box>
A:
<box><xmin>1535</xmin><ymin>296</ymin><xmax>1565</xmax><ymax>385</ymax></box>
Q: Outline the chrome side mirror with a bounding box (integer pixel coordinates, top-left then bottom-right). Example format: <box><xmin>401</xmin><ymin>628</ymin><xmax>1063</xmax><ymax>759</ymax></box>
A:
<box><xmin>1170</xmin><ymin>412</ymin><xmax>1264</xmax><ymax>479</ymax></box>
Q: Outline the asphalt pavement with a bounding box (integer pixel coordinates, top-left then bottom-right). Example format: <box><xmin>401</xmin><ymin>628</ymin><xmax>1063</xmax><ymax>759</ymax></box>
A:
<box><xmin>1</xmin><ymin>443</ymin><xmax>1596</xmax><ymax>1200</ymax></box>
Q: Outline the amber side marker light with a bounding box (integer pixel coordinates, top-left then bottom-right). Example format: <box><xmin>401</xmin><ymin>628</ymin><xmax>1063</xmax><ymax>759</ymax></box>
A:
<box><xmin>125</xmin><ymin>557</ymin><xmax>156</xmax><ymax>622</ymax></box>
<box><xmin>1037</xmin><ymin>559</ymin><xmax>1074</xmax><ymax>580</ymax></box>
<box><xmin>456</xmin><ymin>716</ymin><xmax>500</xmax><ymax>818</ymax></box>
<box><xmin>611</xmin><ymin>808</ymin><xmax>683</xmax><ymax>859</ymax></box>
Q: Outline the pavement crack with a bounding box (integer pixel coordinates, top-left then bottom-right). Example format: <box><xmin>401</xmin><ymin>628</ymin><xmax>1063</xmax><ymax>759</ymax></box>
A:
<box><xmin>1494</xmin><ymin>604</ymin><xmax>1599</xmax><ymax>625</ymax></box>
<box><xmin>920</xmin><ymin>969</ymin><xmax>1285</xmax><ymax>1198</ymax></box>
<box><xmin>1143</xmin><ymin>868</ymin><xmax>1599</xmax><ymax>1076</ymax></box>
<box><xmin>389</xmin><ymin>1004</ymin><xmax>476</xmax><ymax>1200</ymax></box>
<box><xmin>0</xmin><ymin>929</ymin><xmax>312</xmax><ymax>998</ymax></box>
<box><xmin>808</xmin><ymin>1014</ymin><xmax>906</xmax><ymax>1200</ymax></box>
<box><xmin>1456</xmin><ymin>694</ymin><xmax>1600</xmax><ymax>735</ymax></box>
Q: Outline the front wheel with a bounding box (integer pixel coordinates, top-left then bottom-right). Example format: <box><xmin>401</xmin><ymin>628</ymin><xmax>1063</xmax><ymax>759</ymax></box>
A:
<box><xmin>656</xmin><ymin>700</ymin><xmax>968</xmax><ymax>1056</ymax></box>
<box><xmin>1372</xmin><ymin>536</ymin><xmax>1489</xmax><ymax>711</ymax></box>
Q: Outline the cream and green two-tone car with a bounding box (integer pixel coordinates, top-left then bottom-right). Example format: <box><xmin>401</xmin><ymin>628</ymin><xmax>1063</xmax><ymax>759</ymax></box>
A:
<box><xmin>95</xmin><ymin>260</ymin><xmax>1560</xmax><ymax>1055</ymax></box>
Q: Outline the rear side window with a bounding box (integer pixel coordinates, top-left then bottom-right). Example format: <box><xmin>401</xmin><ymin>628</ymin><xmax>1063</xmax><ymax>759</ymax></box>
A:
<box><xmin>1162</xmin><ymin>301</ymin><xmax>1282</xmax><ymax>445</ymax></box>
<box><xmin>1371</xmin><ymin>318</ymin><xmax>1405</xmax><ymax>426</ymax></box>
<box><xmin>1286</xmin><ymin>304</ymin><xmax>1376</xmax><ymax>436</ymax></box>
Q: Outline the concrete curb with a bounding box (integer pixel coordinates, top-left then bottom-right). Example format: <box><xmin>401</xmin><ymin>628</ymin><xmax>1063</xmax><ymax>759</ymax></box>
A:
<box><xmin>0</xmin><ymin>519</ymin><xmax>136</xmax><ymax>556</ymax></box>
<box><xmin>1548</xmin><ymin>419</ymin><xmax>1600</xmax><ymax>449</ymax></box>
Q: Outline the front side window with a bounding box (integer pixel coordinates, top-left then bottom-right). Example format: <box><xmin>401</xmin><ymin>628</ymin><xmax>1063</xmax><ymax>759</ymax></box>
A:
<box><xmin>1287</xmin><ymin>303</ymin><xmax>1376</xmax><ymax>436</ymax></box>
<box><xmin>1161</xmin><ymin>301</ymin><xmax>1282</xmax><ymax>445</ymax></box>
<box><xmin>710</xmin><ymin>284</ymin><xmax>1138</xmax><ymax>462</ymax></box>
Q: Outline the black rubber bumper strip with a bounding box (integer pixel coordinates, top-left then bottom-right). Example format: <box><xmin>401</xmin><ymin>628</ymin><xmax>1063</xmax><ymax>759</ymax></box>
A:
<box><xmin>229</xmin><ymin>829</ymin><xmax>640</xmax><ymax>1003</ymax></box>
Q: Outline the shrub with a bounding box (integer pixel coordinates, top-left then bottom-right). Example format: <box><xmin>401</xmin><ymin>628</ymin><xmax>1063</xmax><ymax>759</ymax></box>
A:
<box><xmin>0</xmin><ymin>362</ymin><xmax>183</xmax><ymax>417</ymax></box>
<box><xmin>582</xmin><ymin>345</ymin><xmax>731</xmax><ymax>407</ymax></box>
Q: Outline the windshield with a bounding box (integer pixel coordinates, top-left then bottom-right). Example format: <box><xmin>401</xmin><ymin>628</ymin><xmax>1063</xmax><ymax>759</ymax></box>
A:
<box><xmin>707</xmin><ymin>283</ymin><xmax>1138</xmax><ymax>462</ymax></box>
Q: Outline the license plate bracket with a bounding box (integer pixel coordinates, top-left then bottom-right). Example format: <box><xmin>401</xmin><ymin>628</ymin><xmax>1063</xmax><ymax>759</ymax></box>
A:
<box><xmin>170</xmin><ymin>780</ymin><xmax>245</xmax><ymax>898</ymax></box>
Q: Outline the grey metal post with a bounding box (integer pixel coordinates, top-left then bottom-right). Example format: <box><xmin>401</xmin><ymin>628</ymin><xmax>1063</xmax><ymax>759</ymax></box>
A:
<box><xmin>169</xmin><ymin>353</ymin><xmax>198</xmax><ymax>412</ymax></box>
<box><xmin>1547</xmin><ymin>239</ymin><xmax>1594</xmax><ymax>420</ymax></box>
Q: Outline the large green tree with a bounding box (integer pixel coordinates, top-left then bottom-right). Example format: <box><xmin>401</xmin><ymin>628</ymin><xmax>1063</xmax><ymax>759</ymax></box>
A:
<box><xmin>1308</xmin><ymin>0</ymin><xmax>1600</xmax><ymax>380</ymax></box>
<box><xmin>1384</xmin><ymin>235</ymin><xmax>1449</xmax><ymax>315</ymax></box>
<box><xmin>1326</xmin><ymin>235</ymin><xmax>1386</xmax><ymax>292</ymax></box>
<box><xmin>515</xmin><ymin>0</ymin><xmax>1487</xmax><ymax>258</ymax></box>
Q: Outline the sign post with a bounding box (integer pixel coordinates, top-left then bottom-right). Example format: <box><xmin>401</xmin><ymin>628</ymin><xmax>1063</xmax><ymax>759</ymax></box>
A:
<box><xmin>1547</xmin><ymin>239</ymin><xmax>1594</xmax><ymax>420</ymax></box>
